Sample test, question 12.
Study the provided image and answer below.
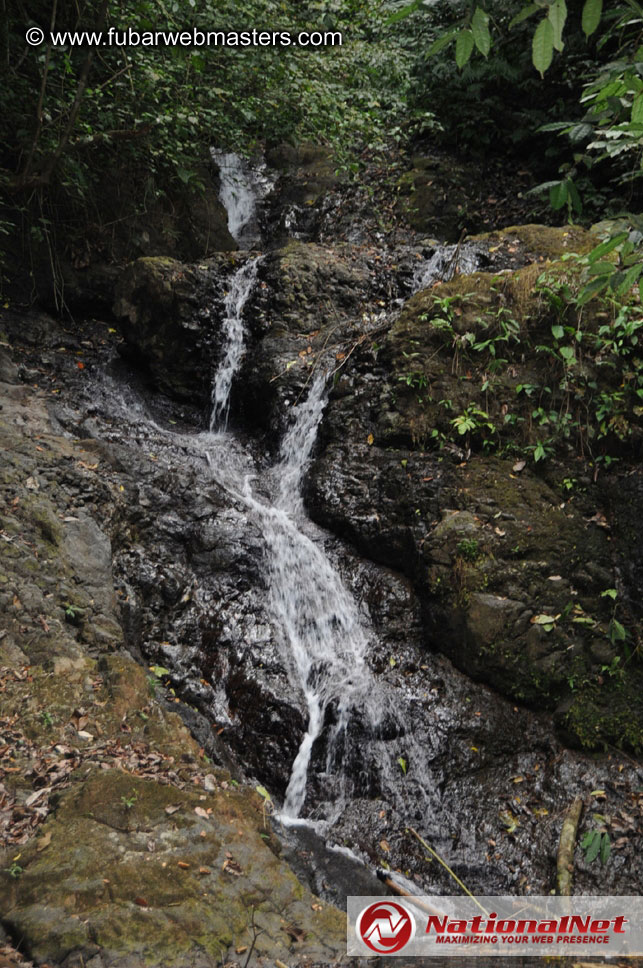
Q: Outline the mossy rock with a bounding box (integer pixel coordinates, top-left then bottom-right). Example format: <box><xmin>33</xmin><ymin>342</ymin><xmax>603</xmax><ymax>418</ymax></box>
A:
<box><xmin>1</xmin><ymin>769</ymin><xmax>346</xmax><ymax>966</ymax></box>
<box><xmin>471</xmin><ymin>223</ymin><xmax>596</xmax><ymax>260</ymax></box>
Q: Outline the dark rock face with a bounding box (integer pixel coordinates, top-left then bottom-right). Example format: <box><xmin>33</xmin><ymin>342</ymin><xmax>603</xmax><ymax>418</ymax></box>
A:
<box><xmin>4</xmin><ymin>208</ymin><xmax>643</xmax><ymax>967</ymax></box>
<box><xmin>113</xmin><ymin>254</ymin><xmax>240</xmax><ymax>407</ymax></box>
<box><xmin>262</xmin><ymin>143</ymin><xmax>342</xmax><ymax>244</ymax></box>
<box><xmin>240</xmin><ymin>240</ymin><xmax>371</xmax><ymax>437</ymax></box>
<box><xmin>303</xmin><ymin>231</ymin><xmax>643</xmax><ymax>752</ymax></box>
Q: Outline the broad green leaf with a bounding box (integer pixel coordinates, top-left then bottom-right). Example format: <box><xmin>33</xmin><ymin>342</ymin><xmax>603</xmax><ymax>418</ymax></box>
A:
<box><xmin>456</xmin><ymin>29</ymin><xmax>475</xmax><ymax>69</ymax></box>
<box><xmin>610</xmin><ymin>618</ymin><xmax>627</xmax><ymax>642</ymax></box>
<box><xmin>397</xmin><ymin>756</ymin><xmax>407</xmax><ymax>774</ymax></box>
<box><xmin>585</xmin><ymin>831</ymin><xmax>602</xmax><ymax>863</ymax></box>
<box><xmin>582</xmin><ymin>0</ymin><xmax>603</xmax><ymax>36</ymax></box>
<box><xmin>559</xmin><ymin>345</ymin><xmax>575</xmax><ymax>361</ymax></box>
<box><xmin>256</xmin><ymin>784</ymin><xmax>273</xmax><ymax>802</ymax></box>
<box><xmin>508</xmin><ymin>3</ymin><xmax>540</xmax><ymax>29</ymax></box>
<box><xmin>533</xmin><ymin>17</ymin><xmax>554</xmax><ymax>75</ymax></box>
<box><xmin>549</xmin><ymin>181</ymin><xmax>568</xmax><ymax>209</ymax></box>
<box><xmin>548</xmin><ymin>0</ymin><xmax>567</xmax><ymax>52</ymax></box>
<box><xmin>588</xmin><ymin>261</ymin><xmax>618</xmax><ymax>276</ymax></box>
<box><xmin>580</xmin><ymin>831</ymin><xmax>594</xmax><ymax>849</ymax></box>
<box><xmin>613</xmin><ymin>262</ymin><xmax>643</xmax><ymax>296</ymax></box>
<box><xmin>551</xmin><ymin>324</ymin><xmax>564</xmax><ymax>339</ymax></box>
<box><xmin>632</xmin><ymin>93</ymin><xmax>643</xmax><ymax>124</ymax></box>
<box><xmin>600</xmin><ymin>833</ymin><xmax>611</xmax><ymax>866</ymax></box>
<box><xmin>586</xmin><ymin>231</ymin><xmax>628</xmax><ymax>263</ymax></box>
<box><xmin>567</xmin><ymin>180</ymin><xmax>582</xmax><ymax>214</ymax></box>
<box><xmin>471</xmin><ymin>7</ymin><xmax>491</xmax><ymax>57</ymax></box>
<box><xmin>601</xmin><ymin>588</ymin><xmax>618</xmax><ymax>600</ymax></box>
<box><xmin>425</xmin><ymin>29</ymin><xmax>458</xmax><ymax>58</ymax></box>
<box><xmin>385</xmin><ymin>0</ymin><xmax>421</xmax><ymax>25</ymax></box>
<box><xmin>577</xmin><ymin>275</ymin><xmax>610</xmax><ymax>305</ymax></box>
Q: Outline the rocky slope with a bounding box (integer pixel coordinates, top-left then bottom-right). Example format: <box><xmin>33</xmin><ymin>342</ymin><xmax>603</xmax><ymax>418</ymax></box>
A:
<box><xmin>0</xmin><ymin>342</ymin><xmax>346</xmax><ymax>966</ymax></box>
<box><xmin>1</xmin><ymin>150</ymin><xmax>642</xmax><ymax>966</ymax></box>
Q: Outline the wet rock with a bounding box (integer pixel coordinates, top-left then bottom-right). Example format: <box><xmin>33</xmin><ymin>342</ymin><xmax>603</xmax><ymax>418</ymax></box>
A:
<box><xmin>263</xmin><ymin>143</ymin><xmax>341</xmax><ymax>244</ymax></box>
<box><xmin>0</xmin><ymin>364</ymin><xmax>346</xmax><ymax>967</ymax></box>
<box><xmin>305</xmin><ymin>239</ymin><xmax>643</xmax><ymax>751</ymax></box>
<box><xmin>240</xmin><ymin>241</ymin><xmax>370</xmax><ymax>436</ymax></box>
<box><xmin>113</xmin><ymin>255</ymin><xmax>235</xmax><ymax>406</ymax></box>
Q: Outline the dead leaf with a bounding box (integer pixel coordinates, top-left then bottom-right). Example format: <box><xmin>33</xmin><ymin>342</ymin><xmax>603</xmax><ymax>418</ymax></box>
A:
<box><xmin>165</xmin><ymin>804</ymin><xmax>181</xmax><ymax>815</ymax></box>
<box><xmin>366</xmin><ymin>433</ymin><xmax>374</xmax><ymax>446</ymax></box>
<box><xmin>194</xmin><ymin>806</ymin><xmax>209</xmax><ymax>819</ymax></box>
<box><xmin>379</xmin><ymin>839</ymin><xmax>390</xmax><ymax>852</ymax></box>
<box><xmin>177</xmin><ymin>861</ymin><xmax>190</xmax><ymax>869</ymax></box>
<box><xmin>36</xmin><ymin>831</ymin><xmax>52</xmax><ymax>851</ymax></box>
<box><xmin>199</xmin><ymin>867</ymin><xmax>211</xmax><ymax>875</ymax></box>
<box><xmin>134</xmin><ymin>897</ymin><xmax>148</xmax><ymax>907</ymax></box>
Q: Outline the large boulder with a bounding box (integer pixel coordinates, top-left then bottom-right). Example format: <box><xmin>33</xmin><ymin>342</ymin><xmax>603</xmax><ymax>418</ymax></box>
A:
<box><xmin>113</xmin><ymin>255</ymin><xmax>236</xmax><ymax>407</ymax></box>
<box><xmin>304</xmin><ymin>226</ymin><xmax>643</xmax><ymax>751</ymax></box>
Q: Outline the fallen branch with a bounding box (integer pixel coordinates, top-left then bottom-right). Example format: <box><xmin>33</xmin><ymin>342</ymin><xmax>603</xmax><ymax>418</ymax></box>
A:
<box><xmin>408</xmin><ymin>827</ymin><xmax>489</xmax><ymax>916</ymax></box>
<box><xmin>377</xmin><ymin>871</ymin><xmax>445</xmax><ymax>919</ymax></box>
<box><xmin>556</xmin><ymin>797</ymin><xmax>583</xmax><ymax>896</ymax></box>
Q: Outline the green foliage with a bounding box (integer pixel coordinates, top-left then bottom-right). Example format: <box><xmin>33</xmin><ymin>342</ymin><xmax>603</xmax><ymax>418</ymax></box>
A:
<box><xmin>581</xmin><ymin>824</ymin><xmax>611</xmax><ymax>865</ymax></box>
<box><xmin>456</xmin><ymin>538</ymin><xmax>480</xmax><ymax>562</ymax></box>
<box><xmin>1</xmin><ymin>0</ymin><xmax>411</xmax><ymax>253</ymax></box>
<box><xmin>3</xmin><ymin>862</ymin><xmax>24</xmax><ymax>878</ymax></box>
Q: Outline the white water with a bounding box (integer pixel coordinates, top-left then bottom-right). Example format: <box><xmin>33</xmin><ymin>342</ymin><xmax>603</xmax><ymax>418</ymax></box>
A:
<box><xmin>103</xmin><ymin>176</ymin><xmax>426</xmax><ymax>821</ymax></box>
<box><xmin>243</xmin><ymin>377</ymin><xmax>374</xmax><ymax>817</ymax></box>
<box><xmin>209</xmin><ymin>256</ymin><xmax>261</xmax><ymax>431</ymax></box>
<box><xmin>413</xmin><ymin>242</ymin><xmax>483</xmax><ymax>292</ymax></box>
<box><xmin>211</xmin><ymin>149</ymin><xmax>274</xmax><ymax>248</ymax></box>
<box><xmin>201</xmin><ymin>250</ymin><xmax>384</xmax><ymax>817</ymax></box>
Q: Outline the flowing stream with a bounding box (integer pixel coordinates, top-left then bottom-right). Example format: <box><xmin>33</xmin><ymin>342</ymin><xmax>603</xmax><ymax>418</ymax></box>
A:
<box><xmin>203</xmin><ymin>259</ymin><xmax>389</xmax><ymax>820</ymax></box>
<box><xmin>70</xmin><ymin>156</ymin><xmax>643</xmax><ymax>902</ymax></box>
<box><xmin>211</xmin><ymin>149</ymin><xmax>274</xmax><ymax>248</ymax></box>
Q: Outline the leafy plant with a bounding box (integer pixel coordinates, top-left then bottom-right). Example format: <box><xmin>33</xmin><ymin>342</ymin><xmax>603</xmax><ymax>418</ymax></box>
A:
<box><xmin>456</xmin><ymin>538</ymin><xmax>480</xmax><ymax>562</ymax></box>
<box><xmin>4</xmin><ymin>862</ymin><xmax>24</xmax><ymax>878</ymax></box>
<box><xmin>581</xmin><ymin>822</ymin><xmax>611</xmax><ymax>866</ymax></box>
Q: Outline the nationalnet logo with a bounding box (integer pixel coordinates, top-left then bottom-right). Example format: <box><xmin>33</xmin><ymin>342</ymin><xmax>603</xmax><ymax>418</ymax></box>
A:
<box><xmin>348</xmin><ymin>895</ymin><xmax>643</xmax><ymax>958</ymax></box>
<box><xmin>356</xmin><ymin>901</ymin><xmax>416</xmax><ymax>954</ymax></box>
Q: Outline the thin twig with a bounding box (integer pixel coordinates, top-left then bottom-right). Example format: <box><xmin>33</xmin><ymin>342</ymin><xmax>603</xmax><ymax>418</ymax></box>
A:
<box><xmin>408</xmin><ymin>827</ymin><xmax>489</xmax><ymax>916</ymax></box>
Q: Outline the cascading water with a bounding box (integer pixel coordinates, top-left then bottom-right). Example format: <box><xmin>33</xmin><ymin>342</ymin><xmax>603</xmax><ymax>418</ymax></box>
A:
<box><xmin>204</xmin><ymin>281</ymin><xmax>385</xmax><ymax>817</ymax></box>
<box><xmin>211</xmin><ymin>149</ymin><xmax>274</xmax><ymax>248</ymax></box>
<box><xmin>210</xmin><ymin>257</ymin><xmax>261</xmax><ymax>431</ymax></box>
<box><xmin>241</xmin><ymin>378</ymin><xmax>377</xmax><ymax>818</ymax></box>
<box><xmin>199</xmin><ymin>259</ymin><xmax>436</xmax><ymax>824</ymax></box>
<box><xmin>102</xmin><ymin>164</ymin><xmax>437</xmax><ymax>827</ymax></box>
<box><xmin>412</xmin><ymin>240</ymin><xmax>487</xmax><ymax>292</ymax></box>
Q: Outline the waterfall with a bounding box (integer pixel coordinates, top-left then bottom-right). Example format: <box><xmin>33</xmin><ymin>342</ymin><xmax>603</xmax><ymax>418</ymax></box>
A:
<box><xmin>204</xmin><ymin>256</ymin><xmax>381</xmax><ymax>817</ymax></box>
<box><xmin>248</xmin><ymin>377</ymin><xmax>373</xmax><ymax>817</ymax></box>
<box><xmin>211</xmin><ymin>149</ymin><xmax>274</xmax><ymax>248</ymax></box>
<box><xmin>210</xmin><ymin>256</ymin><xmax>261</xmax><ymax>431</ymax></box>
<box><xmin>412</xmin><ymin>241</ymin><xmax>486</xmax><ymax>292</ymax></box>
